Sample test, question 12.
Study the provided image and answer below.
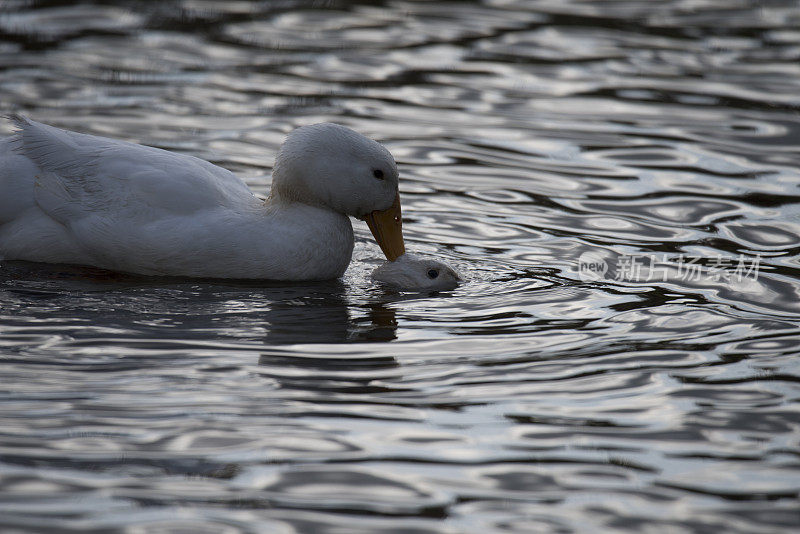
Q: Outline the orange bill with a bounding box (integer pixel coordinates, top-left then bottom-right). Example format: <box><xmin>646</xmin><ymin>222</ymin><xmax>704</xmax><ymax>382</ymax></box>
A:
<box><xmin>364</xmin><ymin>192</ymin><xmax>405</xmax><ymax>261</ymax></box>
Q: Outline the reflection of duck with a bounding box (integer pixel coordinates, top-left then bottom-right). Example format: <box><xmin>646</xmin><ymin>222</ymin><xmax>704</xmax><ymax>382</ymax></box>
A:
<box><xmin>258</xmin><ymin>289</ymin><xmax>401</xmax><ymax>391</ymax></box>
<box><xmin>0</xmin><ymin>260</ymin><xmax>402</xmax><ymax>345</ymax></box>
<box><xmin>0</xmin><ymin>117</ymin><xmax>404</xmax><ymax>280</ymax></box>
<box><xmin>261</xmin><ymin>284</ymin><xmax>399</xmax><ymax>344</ymax></box>
<box><xmin>261</xmin><ymin>281</ymin><xmax>354</xmax><ymax>344</ymax></box>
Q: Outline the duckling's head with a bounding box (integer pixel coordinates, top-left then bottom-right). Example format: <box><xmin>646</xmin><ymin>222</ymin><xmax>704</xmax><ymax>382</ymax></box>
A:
<box><xmin>271</xmin><ymin>123</ymin><xmax>405</xmax><ymax>260</ymax></box>
<box><xmin>372</xmin><ymin>253</ymin><xmax>462</xmax><ymax>291</ymax></box>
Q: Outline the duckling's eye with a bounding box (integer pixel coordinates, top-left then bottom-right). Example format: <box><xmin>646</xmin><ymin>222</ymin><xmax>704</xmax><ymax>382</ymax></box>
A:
<box><xmin>427</xmin><ymin>269</ymin><xmax>439</xmax><ymax>279</ymax></box>
<box><xmin>372</xmin><ymin>169</ymin><xmax>384</xmax><ymax>180</ymax></box>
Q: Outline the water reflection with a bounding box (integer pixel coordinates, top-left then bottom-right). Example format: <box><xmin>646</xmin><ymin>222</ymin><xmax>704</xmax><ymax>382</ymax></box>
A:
<box><xmin>2</xmin><ymin>0</ymin><xmax>800</xmax><ymax>532</ymax></box>
<box><xmin>0</xmin><ymin>261</ymin><xmax>402</xmax><ymax>346</ymax></box>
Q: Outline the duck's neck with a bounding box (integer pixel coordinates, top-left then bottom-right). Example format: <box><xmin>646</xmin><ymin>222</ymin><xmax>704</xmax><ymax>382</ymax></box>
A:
<box><xmin>253</xmin><ymin>201</ymin><xmax>355</xmax><ymax>280</ymax></box>
<box><xmin>269</xmin><ymin>163</ymin><xmax>318</xmax><ymax>207</ymax></box>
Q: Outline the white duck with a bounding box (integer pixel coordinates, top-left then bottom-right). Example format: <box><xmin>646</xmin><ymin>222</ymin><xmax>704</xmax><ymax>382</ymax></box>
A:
<box><xmin>0</xmin><ymin>116</ymin><xmax>405</xmax><ymax>280</ymax></box>
<box><xmin>372</xmin><ymin>253</ymin><xmax>461</xmax><ymax>291</ymax></box>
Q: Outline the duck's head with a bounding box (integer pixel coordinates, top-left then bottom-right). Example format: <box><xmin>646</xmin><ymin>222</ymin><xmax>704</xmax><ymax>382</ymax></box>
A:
<box><xmin>271</xmin><ymin>123</ymin><xmax>405</xmax><ymax>260</ymax></box>
<box><xmin>371</xmin><ymin>253</ymin><xmax>462</xmax><ymax>291</ymax></box>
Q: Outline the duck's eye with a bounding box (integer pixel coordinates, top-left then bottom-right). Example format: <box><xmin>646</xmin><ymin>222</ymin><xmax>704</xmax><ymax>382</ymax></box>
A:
<box><xmin>427</xmin><ymin>269</ymin><xmax>439</xmax><ymax>279</ymax></box>
<box><xmin>372</xmin><ymin>169</ymin><xmax>384</xmax><ymax>180</ymax></box>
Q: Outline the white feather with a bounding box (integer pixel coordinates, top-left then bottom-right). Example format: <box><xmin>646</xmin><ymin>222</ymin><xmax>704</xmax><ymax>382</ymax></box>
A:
<box><xmin>0</xmin><ymin>116</ymin><xmax>398</xmax><ymax>280</ymax></box>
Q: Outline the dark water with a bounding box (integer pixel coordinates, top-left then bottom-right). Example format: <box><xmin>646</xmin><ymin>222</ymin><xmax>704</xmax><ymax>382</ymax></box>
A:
<box><xmin>1</xmin><ymin>0</ymin><xmax>800</xmax><ymax>532</ymax></box>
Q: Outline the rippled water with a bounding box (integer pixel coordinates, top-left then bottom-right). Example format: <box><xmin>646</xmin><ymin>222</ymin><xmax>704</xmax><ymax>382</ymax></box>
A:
<box><xmin>1</xmin><ymin>0</ymin><xmax>800</xmax><ymax>532</ymax></box>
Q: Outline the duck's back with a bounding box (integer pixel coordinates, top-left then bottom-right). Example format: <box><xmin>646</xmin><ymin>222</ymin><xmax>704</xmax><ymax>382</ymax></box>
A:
<box><xmin>0</xmin><ymin>117</ymin><xmax>351</xmax><ymax>278</ymax></box>
<box><xmin>7</xmin><ymin>116</ymin><xmax>254</xmax><ymax>214</ymax></box>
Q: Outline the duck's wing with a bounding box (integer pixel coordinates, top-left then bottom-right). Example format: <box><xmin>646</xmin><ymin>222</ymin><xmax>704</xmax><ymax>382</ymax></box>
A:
<box><xmin>11</xmin><ymin>115</ymin><xmax>255</xmax><ymax>226</ymax></box>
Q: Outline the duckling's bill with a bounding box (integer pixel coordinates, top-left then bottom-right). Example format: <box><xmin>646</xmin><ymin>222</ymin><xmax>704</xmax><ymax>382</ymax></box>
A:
<box><xmin>363</xmin><ymin>192</ymin><xmax>405</xmax><ymax>261</ymax></box>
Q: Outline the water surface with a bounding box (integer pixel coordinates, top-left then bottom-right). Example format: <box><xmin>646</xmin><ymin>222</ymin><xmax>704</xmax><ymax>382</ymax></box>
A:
<box><xmin>1</xmin><ymin>1</ymin><xmax>799</xmax><ymax>532</ymax></box>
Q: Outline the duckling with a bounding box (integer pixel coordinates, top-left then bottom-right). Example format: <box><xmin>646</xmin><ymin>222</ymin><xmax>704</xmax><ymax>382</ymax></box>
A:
<box><xmin>372</xmin><ymin>253</ymin><xmax>461</xmax><ymax>291</ymax></box>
